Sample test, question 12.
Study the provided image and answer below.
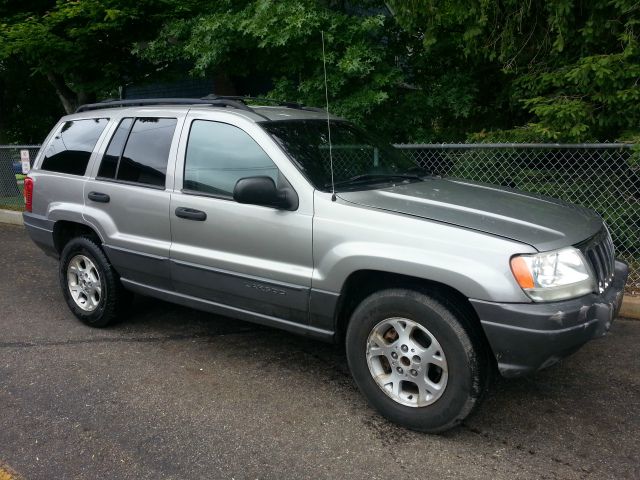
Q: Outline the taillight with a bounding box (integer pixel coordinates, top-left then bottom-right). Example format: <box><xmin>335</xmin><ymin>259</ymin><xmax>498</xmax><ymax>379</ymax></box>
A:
<box><xmin>23</xmin><ymin>176</ymin><xmax>34</xmax><ymax>212</ymax></box>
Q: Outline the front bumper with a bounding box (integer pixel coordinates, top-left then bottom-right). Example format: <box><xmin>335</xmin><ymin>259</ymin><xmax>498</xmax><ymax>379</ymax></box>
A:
<box><xmin>471</xmin><ymin>260</ymin><xmax>628</xmax><ymax>378</ymax></box>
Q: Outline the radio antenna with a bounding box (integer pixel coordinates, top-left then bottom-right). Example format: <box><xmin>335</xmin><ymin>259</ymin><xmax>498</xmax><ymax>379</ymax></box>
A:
<box><xmin>321</xmin><ymin>31</ymin><xmax>336</xmax><ymax>201</ymax></box>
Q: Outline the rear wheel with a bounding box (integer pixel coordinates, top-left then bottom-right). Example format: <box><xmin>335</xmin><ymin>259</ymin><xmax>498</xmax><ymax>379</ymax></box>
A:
<box><xmin>59</xmin><ymin>236</ymin><xmax>130</xmax><ymax>327</ymax></box>
<box><xmin>346</xmin><ymin>288</ymin><xmax>488</xmax><ymax>433</ymax></box>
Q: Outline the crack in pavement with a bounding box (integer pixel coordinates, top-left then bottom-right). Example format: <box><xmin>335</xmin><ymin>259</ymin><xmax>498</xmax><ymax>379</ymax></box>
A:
<box><xmin>0</xmin><ymin>329</ymin><xmax>264</xmax><ymax>349</ymax></box>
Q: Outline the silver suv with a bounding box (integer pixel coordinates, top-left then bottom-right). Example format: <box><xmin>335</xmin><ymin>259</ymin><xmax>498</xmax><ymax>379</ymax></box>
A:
<box><xmin>23</xmin><ymin>98</ymin><xmax>628</xmax><ymax>432</ymax></box>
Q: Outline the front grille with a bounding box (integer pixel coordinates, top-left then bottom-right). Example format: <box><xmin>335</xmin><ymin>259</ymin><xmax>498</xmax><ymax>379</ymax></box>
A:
<box><xmin>576</xmin><ymin>227</ymin><xmax>615</xmax><ymax>294</ymax></box>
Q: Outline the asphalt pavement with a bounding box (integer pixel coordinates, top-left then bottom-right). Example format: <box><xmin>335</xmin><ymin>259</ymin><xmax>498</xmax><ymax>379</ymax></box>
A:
<box><xmin>1</xmin><ymin>223</ymin><xmax>639</xmax><ymax>479</ymax></box>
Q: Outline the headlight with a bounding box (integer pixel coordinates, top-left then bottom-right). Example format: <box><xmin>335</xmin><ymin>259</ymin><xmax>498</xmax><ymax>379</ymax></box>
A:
<box><xmin>510</xmin><ymin>247</ymin><xmax>595</xmax><ymax>302</ymax></box>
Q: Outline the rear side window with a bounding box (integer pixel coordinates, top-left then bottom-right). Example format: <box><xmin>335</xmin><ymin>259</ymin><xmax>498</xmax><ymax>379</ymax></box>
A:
<box><xmin>41</xmin><ymin>119</ymin><xmax>108</xmax><ymax>175</ymax></box>
<box><xmin>97</xmin><ymin>117</ymin><xmax>177</xmax><ymax>188</ymax></box>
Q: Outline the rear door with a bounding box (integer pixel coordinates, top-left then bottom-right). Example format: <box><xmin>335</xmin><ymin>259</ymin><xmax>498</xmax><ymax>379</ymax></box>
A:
<box><xmin>168</xmin><ymin>111</ymin><xmax>314</xmax><ymax>325</ymax></box>
<box><xmin>84</xmin><ymin>110</ymin><xmax>186</xmax><ymax>289</ymax></box>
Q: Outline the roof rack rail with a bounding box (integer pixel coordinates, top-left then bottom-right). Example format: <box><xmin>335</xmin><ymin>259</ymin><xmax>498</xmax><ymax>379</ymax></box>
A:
<box><xmin>203</xmin><ymin>95</ymin><xmax>325</xmax><ymax>113</ymax></box>
<box><xmin>75</xmin><ymin>97</ymin><xmax>254</xmax><ymax>113</ymax></box>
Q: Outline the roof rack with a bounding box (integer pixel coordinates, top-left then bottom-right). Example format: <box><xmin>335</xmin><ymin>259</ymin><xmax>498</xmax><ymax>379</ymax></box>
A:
<box><xmin>75</xmin><ymin>95</ymin><xmax>325</xmax><ymax>118</ymax></box>
<box><xmin>75</xmin><ymin>97</ymin><xmax>254</xmax><ymax>113</ymax></box>
<box><xmin>202</xmin><ymin>95</ymin><xmax>325</xmax><ymax>113</ymax></box>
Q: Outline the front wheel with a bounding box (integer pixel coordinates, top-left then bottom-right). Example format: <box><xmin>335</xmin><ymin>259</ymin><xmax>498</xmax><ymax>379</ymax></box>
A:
<box><xmin>345</xmin><ymin>288</ymin><xmax>488</xmax><ymax>433</ymax></box>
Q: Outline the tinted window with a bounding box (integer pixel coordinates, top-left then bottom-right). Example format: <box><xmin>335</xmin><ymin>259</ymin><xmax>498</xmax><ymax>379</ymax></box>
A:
<box><xmin>116</xmin><ymin>118</ymin><xmax>177</xmax><ymax>187</ymax></box>
<box><xmin>41</xmin><ymin>119</ymin><xmax>108</xmax><ymax>175</ymax></box>
<box><xmin>97</xmin><ymin>117</ymin><xmax>133</xmax><ymax>179</ymax></box>
<box><xmin>263</xmin><ymin>120</ymin><xmax>415</xmax><ymax>191</ymax></box>
<box><xmin>184</xmin><ymin>120</ymin><xmax>278</xmax><ymax>196</ymax></box>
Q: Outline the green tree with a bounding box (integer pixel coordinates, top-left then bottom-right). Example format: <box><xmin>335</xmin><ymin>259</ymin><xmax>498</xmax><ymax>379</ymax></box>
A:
<box><xmin>0</xmin><ymin>0</ymin><xmax>197</xmax><ymax>114</ymax></box>
<box><xmin>387</xmin><ymin>0</ymin><xmax>640</xmax><ymax>141</ymax></box>
<box><xmin>2</xmin><ymin>0</ymin><xmax>638</xmax><ymax>142</ymax></box>
<box><xmin>0</xmin><ymin>58</ymin><xmax>61</xmax><ymax>143</ymax></box>
<box><xmin>138</xmin><ymin>0</ymin><xmax>513</xmax><ymax>142</ymax></box>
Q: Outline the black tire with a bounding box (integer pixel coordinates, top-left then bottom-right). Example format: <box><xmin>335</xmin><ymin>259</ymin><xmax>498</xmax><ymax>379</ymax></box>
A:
<box><xmin>345</xmin><ymin>288</ymin><xmax>488</xmax><ymax>433</ymax></box>
<box><xmin>59</xmin><ymin>236</ymin><xmax>130</xmax><ymax>327</ymax></box>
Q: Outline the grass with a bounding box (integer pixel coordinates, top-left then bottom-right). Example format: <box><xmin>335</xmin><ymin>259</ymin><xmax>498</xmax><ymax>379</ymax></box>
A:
<box><xmin>0</xmin><ymin>202</ymin><xmax>24</xmax><ymax>211</ymax></box>
<box><xmin>0</xmin><ymin>182</ymin><xmax>24</xmax><ymax>211</ymax></box>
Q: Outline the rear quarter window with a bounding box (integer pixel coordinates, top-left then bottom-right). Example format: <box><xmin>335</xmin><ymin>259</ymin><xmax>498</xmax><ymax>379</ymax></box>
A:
<box><xmin>40</xmin><ymin>118</ymin><xmax>109</xmax><ymax>175</ymax></box>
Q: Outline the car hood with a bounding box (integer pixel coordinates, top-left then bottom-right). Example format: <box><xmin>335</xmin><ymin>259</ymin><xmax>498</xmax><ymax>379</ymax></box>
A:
<box><xmin>337</xmin><ymin>178</ymin><xmax>602</xmax><ymax>251</ymax></box>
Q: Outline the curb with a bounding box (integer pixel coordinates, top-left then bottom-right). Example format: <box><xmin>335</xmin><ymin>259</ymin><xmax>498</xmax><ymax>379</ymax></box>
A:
<box><xmin>0</xmin><ymin>209</ymin><xmax>23</xmax><ymax>226</ymax></box>
<box><xmin>0</xmin><ymin>207</ymin><xmax>637</xmax><ymax>319</ymax></box>
<box><xmin>621</xmin><ymin>295</ymin><xmax>640</xmax><ymax>320</ymax></box>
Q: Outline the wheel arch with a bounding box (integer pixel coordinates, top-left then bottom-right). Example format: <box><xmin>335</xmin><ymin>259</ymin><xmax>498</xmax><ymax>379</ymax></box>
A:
<box><xmin>333</xmin><ymin>270</ymin><xmax>492</xmax><ymax>355</ymax></box>
<box><xmin>52</xmin><ymin>220</ymin><xmax>103</xmax><ymax>254</ymax></box>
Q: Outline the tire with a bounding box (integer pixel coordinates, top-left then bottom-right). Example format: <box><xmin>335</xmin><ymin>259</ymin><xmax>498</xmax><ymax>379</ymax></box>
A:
<box><xmin>59</xmin><ymin>236</ymin><xmax>130</xmax><ymax>327</ymax></box>
<box><xmin>345</xmin><ymin>288</ymin><xmax>488</xmax><ymax>433</ymax></box>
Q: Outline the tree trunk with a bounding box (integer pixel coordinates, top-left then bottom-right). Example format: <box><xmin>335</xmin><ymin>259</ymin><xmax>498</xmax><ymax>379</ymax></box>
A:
<box><xmin>46</xmin><ymin>72</ymin><xmax>78</xmax><ymax>114</ymax></box>
<box><xmin>77</xmin><ymin>90</ymin><xmax>96</xmax><ymax>107</ymax></box>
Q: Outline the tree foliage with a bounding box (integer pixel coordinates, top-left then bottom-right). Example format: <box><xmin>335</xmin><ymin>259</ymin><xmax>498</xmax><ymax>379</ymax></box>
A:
<box><xmin>0</xmin><ymin>0</ymin><xmax>195</xmax><ymax>114</ymax></box>
<box><xmin>1</xmin><ymin>0</ymin><xmax>639</xmax><ymax>142</ymax></box>
<box><xmin>138</xmin><ymin>0</ymin><xmax>516</xmax><ymax>142</ymax></box>
<box><xmin>0</xmin><ymin>59</ymin><xmax>61</xmax><ymax>143</ymax></box>
<box><xmin>387</xmin><ymin>0</ymin><xmax>640</xmax><ymax>141</ymax></box>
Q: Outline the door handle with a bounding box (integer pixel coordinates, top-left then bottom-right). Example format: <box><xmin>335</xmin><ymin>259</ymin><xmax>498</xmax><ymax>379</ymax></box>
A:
<box><xmin>175</xmin><ymin>207</ymin><xmax>207</xmax><ymax>221</ymax></box>
<box><xmin>88</xmin><ymin>191</ymin><xmax>110</xmax><ymax>203</ymax></box>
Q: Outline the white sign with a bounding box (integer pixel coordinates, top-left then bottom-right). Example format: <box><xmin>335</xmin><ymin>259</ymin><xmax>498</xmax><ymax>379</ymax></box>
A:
<box><xmin>20</xmin><ymin>149</ymin><xmax>30</xmax><ymax>174</ymax></box>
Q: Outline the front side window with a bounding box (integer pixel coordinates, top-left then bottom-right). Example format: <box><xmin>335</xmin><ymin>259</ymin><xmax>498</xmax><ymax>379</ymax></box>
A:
<box><xmin>184</xmin><ymin>120</ymin><xmax>279</xmax><ymax>197</ymax></box>
<box><xmin>41</xmin><ymin>118</ymin><xmax>109</xmax><ymax>175</ymax></box>
<box><xmin>96</xmin><ymin>117</ymin><xmax>177</xmax><ymax>187</ymax></box>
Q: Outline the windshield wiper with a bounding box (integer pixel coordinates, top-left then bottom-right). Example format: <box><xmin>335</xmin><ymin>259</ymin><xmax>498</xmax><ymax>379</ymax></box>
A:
<box><xmin>326</xmin><ymin>173</ymin><xmax>424</xmax><ymax>189</ymax></box>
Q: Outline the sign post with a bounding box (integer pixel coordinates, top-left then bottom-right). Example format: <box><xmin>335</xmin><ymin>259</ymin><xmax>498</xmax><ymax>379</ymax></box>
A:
<box><xmin>20</xmin><ymin>150</ymin><xmax>30</xmax><ymax>175</ymax></box>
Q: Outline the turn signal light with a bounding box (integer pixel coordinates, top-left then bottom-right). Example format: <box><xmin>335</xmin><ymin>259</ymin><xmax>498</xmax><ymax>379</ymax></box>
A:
<box><xmin>510</xmin><ymin>256</ymin><xmax>535</xmax><ymax>289</ymax></box>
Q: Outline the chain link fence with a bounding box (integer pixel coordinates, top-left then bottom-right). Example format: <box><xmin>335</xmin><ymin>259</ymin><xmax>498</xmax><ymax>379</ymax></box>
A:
<box><xmin>1</xmin><ymin>142</ymin><xmax>638</xmax><ymax>293</ymax></box>
<box><xmin>395</xmin><ymin>143</ymin><xmax>639</xmax><ymax>294</ymax></box>
<box><xmin>0</xmin><ymin>145</ymin><xmax>39</xmax><ymax>211</ymax></box>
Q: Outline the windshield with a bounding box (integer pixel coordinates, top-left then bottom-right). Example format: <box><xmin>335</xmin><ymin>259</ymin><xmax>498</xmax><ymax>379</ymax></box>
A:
<box><xmin>261</xmin><ymin>120</ymin><xmax>424</xmax><ymax>191</ymax></box>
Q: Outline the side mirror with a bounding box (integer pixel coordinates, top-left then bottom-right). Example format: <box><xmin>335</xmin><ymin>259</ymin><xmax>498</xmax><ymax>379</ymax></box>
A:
<box><xmin>233</xmin><ymin>176</ymin><xmax>298</xmax><ymax>211</ymax></box>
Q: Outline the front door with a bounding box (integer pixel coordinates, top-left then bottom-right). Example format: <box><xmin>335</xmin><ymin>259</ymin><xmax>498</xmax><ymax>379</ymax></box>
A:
<box><xmin>169</xmin><ymin>115</ymin><xmax>314</xmax><ymax>325</ymax></box>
